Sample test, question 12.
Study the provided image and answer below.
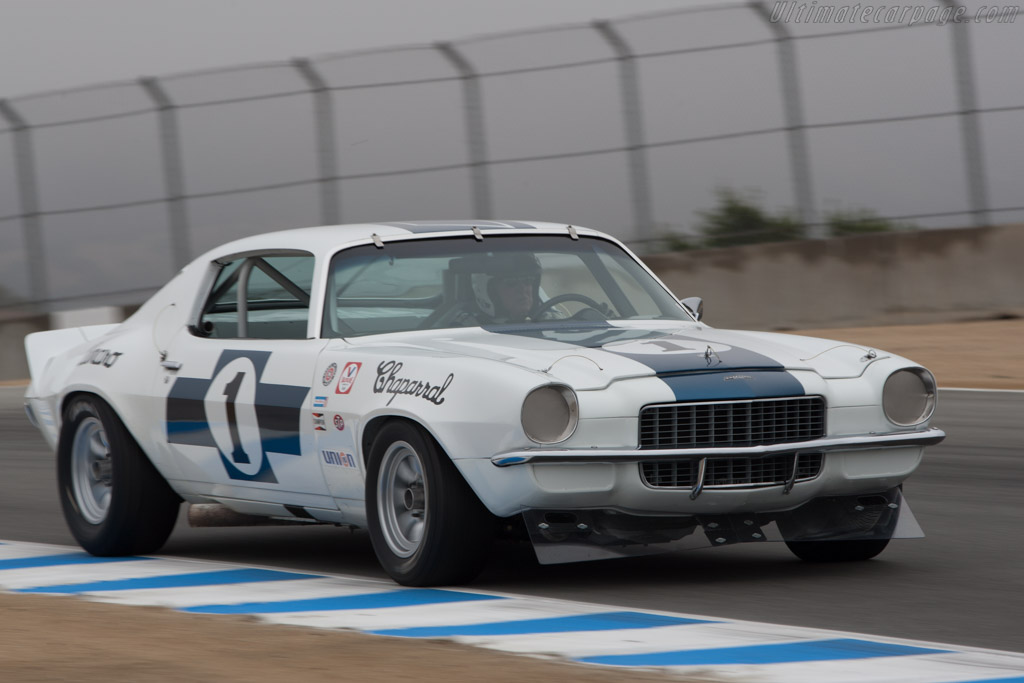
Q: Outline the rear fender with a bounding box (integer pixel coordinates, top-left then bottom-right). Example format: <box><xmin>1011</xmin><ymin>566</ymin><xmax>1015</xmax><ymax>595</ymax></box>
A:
<box><xmin>24</xmin><ymin>324</ymin><xmax>120</xmax><ymax>389</ymax></box>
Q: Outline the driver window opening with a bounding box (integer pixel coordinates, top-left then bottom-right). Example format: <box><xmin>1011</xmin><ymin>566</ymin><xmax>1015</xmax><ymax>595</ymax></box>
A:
<box><xmin>198</xmin><ymin>254</ymin><xmax>314</xmax><ymax>339</ymax></box>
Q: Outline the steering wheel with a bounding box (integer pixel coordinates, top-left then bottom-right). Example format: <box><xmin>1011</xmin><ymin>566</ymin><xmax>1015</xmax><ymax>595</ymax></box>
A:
<box><xmin>530</xmin><ymin>293</ymin><xmax>607</xmax><ymax>320</ymax></box>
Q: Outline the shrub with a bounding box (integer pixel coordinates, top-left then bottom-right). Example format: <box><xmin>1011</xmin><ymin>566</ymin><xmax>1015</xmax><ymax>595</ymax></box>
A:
<box><xmin>824</xmin><ymin>207</ymin><xmax>915</xmax><ymax>237</ymax></box>
<box><xmin>695</xmin><ymin>189</ymin><xmax>806</xmax><ymax>248</ymax></box>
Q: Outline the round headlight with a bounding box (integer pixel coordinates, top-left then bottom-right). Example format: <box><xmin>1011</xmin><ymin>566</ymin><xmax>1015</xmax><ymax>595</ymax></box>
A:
<box><xmin>521</xmin><ymin>385</ymin><xmax>579</xmax><ymax>444</ymax></box>
<box><xmin>882</xmin><ymin>368</ymin><xmax>936</xmax><ymax>426</ymax></box>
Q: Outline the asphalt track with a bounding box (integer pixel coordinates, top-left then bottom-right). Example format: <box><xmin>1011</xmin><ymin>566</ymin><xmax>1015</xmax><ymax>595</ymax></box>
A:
<box><xmin>1</xmin><ymin>386</ymin><xmax>1021</xmax><ymax>654</ymax></box>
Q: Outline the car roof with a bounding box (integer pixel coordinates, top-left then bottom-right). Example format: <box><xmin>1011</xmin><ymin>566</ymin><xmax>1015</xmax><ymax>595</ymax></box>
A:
<box><xmin>200</xmin><ymin>220</ymin><xmax>611</xmax><ymax>261</ymax></box>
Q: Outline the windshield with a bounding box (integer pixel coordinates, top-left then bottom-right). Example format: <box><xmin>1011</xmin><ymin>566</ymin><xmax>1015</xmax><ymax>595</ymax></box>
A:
<box><xmin>321</xmin><ymin>235</ymin><xmax>690</xmax><ymax>338</ymax></box>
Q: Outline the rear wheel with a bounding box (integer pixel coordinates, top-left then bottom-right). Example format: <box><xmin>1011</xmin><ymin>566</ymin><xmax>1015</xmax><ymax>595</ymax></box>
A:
<box><xmin>785</xmin><ymin>538</ymin><xmax>890</xmax><ymax>562</ymax></box>
<box><xmin>366</xmin><ymin>421</ymin><xmax>493</xmax><ymax>586</ymax></box>
<box><xmin>57</xmin><ymin>396</ymin><xmax>180</xmax><ymax>556</ymax></box>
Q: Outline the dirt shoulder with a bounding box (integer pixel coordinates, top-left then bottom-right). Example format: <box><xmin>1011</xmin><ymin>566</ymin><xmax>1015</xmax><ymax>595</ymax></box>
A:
<box><xmin>1</xmin><ymin>320</ymin><xmax>1020</xmax><ymax>682</ymax></box>
<box><xmin>0</xmin><ymin>592</ymin><xmax>689</xmax><ymax>683</ymax></box>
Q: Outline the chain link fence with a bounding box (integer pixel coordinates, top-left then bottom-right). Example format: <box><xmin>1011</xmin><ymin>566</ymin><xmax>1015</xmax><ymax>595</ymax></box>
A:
<box><xmin>1</xmin><ymin>1</ymin><xmax>1022</xmax><ymax>315</ymax></box>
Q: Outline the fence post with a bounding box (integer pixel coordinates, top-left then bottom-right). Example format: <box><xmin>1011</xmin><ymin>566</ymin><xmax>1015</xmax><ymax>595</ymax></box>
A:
<box><xmin>139</xmin><ymin>77</ymin><xmax>192</xmax><ymax>270</ymax></box>
<box><xmin>750</xmin><ymin>2</ymin><xmax>819</xmax><ymax>237</ymax></box>
<box><xmin>593</xmin><ymin>21</ymin><xmax>657</xmax><ymax>248</ymax></box>
<box><xmin>436</xmin><ymin>42</ymin><xmax>493</xmax><ymax>220</ymax></box>
<box><xmin>0</xmin><ymin>99</ymin><xmax>48</xmax><ymax>307</ymax></box>
<box><xmin>942</xmin><ymin>0</ymin><xmax>990</xmax><ymax>228</ymax></box>
<box><xmin>293</xmin><ymin>58</ymin><xmax>341</xmax><ymax>226</ymax></box>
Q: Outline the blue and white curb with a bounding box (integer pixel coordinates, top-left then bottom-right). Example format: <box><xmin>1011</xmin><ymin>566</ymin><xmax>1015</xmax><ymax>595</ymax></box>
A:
<box><xmin>2</xmin><ymin>541</ymin><xmax>1023</xmax><ymax>682</ymax></box>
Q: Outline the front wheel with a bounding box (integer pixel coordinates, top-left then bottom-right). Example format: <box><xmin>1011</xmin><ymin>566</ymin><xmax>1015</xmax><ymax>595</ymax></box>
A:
<box><xmin>785</xmin><ymin>538</ymin><xmax>890</xmax><ymax>562</ymax></box>
<box><xmin>57</xmin><ymin>396</ymin><xmax>180</xmax><ymax>556</ymax></box>
<box><xmin>366</xmin><ymin>421</ymin><xmax>493</xmax><ymax>586</ymax></box>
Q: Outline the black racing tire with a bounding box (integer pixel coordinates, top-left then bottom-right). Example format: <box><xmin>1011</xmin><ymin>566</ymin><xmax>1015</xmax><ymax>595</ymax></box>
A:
<box><xmin>366</xmin><ymin>421</ymin><xmax>493</xmax><ymax>586</ymax></box>
<box><xmin>57</xmin><ymin>395</ymin><xmax>180</xmax><ymax>556</ymax></box>
<box><xmin>785</xmin><ymin>538</ymin><xmax>891</xmax><ymax>562</ymax></box>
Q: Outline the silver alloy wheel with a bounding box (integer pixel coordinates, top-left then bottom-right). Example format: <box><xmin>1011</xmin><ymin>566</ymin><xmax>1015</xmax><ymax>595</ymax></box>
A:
<box><xmin>377</xmin><ymin>440</ymin><xmax>427</xmax><ymax>558</ymax></box>
<box><xmin>70</xmin><ymin>416</ymin><xmax>112</xmax><ymax>524</ymax></box>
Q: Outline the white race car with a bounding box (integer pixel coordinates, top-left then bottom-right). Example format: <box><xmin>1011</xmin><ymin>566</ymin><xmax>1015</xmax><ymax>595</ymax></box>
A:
<box><xmin>24</xmin><ymin>220</ymin><xmax>944</xmax><ymax>585</ymax></box>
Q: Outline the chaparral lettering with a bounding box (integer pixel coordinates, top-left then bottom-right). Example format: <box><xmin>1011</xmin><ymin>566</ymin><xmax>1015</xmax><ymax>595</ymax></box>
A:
<box><xmin>373</xmin><ymin>360</ymin><xmax>454</xmax><ymax>407</ymax></box>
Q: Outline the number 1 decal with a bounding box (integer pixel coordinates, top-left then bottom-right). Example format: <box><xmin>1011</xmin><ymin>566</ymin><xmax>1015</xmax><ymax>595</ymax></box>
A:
<box><xmin>222</xmin><ymin>371</ymin><xmax>251</xmax><ymax>465</ymax></box>
<box><xmin>166</xmin><ymin>349</ymin><xmax>309</xmax><ymax>484</ymax></box>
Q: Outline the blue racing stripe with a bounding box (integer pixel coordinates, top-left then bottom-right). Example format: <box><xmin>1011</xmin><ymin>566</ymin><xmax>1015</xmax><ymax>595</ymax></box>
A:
<box><xmin>371</xmin><ymin>611</ymin><xmax>711</xmax><ymax>637</ymax></box>
<box><xmin>946</xmin><ymin>679</ymin><xmax>1024</xmax><ymax>683</ymax></box>
<box><xmin>483</xmin><ymin>326</ymin><xmax>806</xmax><ymax>401</ymax></box>
<box><xmin>0</xmin><ymin>554</ymin><xmax>153</xmax><ymax>571</ymax></box>
<box><xmin>16</xmin><ymin>569</ymin><xmax>317</xmax><ymax>594</ymax></box>
<box><xmin>183</xmin><ymin>589</ymin><xmax>502</xmax><ymax>614</ymax></box>
<box><xmin>659</xmin><ymin>370</ymin><xmax>806</xmax><ymax>401</ymax></box>
<box><xmin>608</xmin><ymin>334</ymin><xmax>786</xmax><ymax>375</ymax></box>
<box><xmin>579</xmin><ymin>638</ymin><xmax>949</xmax><ymax>667</ymax></box>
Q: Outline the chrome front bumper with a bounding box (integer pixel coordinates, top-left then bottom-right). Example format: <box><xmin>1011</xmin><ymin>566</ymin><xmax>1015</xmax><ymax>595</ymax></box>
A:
<box><xmin>490</xmin><ymin>427</ymin><xmax>946</xmax><ymax>467</ymax></box>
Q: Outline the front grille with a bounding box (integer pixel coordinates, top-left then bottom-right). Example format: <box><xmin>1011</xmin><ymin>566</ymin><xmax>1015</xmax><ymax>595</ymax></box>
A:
<box><xmin>640</xmin><ymin>453</ymin><xmax>824</xmax><ymax>489</ymax></box>
<box><xmin>639</xmin><ymin>396</ymin><xmax>825</xmax><ymax>450</ymax></box>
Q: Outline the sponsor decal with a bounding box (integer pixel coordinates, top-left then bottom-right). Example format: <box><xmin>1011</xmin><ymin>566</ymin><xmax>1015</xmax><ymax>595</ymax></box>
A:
<box><xmin>165</xmin><ymin>350</ymin><xmax>308</xmax><ymax>483</ymax></box>
<box><xmin>79</xmin><ymin>348</ymin><xmax>124</xmax><ymax>368</ymax></box>
<box><xmin>335</xmin><ymin>362</ymin><xmax>362</xmax><ymax>394</ymax></box>
<box><xmin>312</xmin><ymin>413</ymin><xmax>327</xmax><ymax>431</ymax></box>
<box><xmin>313</xmin><ymin>396</ymin><xmax>327</xmax><ymax>409</ymax></box>
<box><xmin>373</xmin><ymin>360</ymin><xmax>453</xmax><ymax>407</ymax></box>
<box><xmin>322</xmin><ymin>362</ymin><xmax>338</xmax><ymax>386</ymax></box>
<box><xmin>321</xmin><ymin>450</ymin><xmax>357</xmax><ymax>468</ymax></box>
<box><xmin>333</xmin><ymin>414</ymin><xmax>345</xmax><ymax>431</ymax></box>
<box><xmin>724</xmin><ymin>375</ymin><xmax>754</xmax><ymax>381</ymax></box>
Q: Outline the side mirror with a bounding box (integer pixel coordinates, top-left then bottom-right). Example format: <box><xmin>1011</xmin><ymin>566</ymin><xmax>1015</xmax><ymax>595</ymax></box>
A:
<box><xmin>680</xmin><ymin>296</ymin><xmax>703</xmax><ymax>322</ymax></box>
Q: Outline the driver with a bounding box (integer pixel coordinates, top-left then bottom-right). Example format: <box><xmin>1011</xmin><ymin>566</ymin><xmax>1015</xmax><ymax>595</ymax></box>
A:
<box><xmin>492</xmin><ymin>275</ymin><xmax>535</xmax><ymax>320</ymax></box>
<box><xmin>471</xmin><ymin>253</ymin><xmax>549</xmax><ymax>323</ymax></box>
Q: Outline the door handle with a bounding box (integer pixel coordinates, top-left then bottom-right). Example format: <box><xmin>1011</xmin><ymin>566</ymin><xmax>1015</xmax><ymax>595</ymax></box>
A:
<box><xmin>161</xmin><ymin>360</ymin><xmax>183</xmax><ymax>371</ymax></box>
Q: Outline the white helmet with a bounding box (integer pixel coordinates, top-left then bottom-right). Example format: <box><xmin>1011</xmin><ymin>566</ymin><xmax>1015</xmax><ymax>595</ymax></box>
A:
<box><xmin>468</xmin><ymin>253</ymin><xmax>541</xmax><ymax>320</ymax></box>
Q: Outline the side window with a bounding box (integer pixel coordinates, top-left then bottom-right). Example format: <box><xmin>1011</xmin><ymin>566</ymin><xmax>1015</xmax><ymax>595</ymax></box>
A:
<box><xmin>198</xmin><ymin>254</ymin><xmax>314</xmax><ymax>339</ymax></box>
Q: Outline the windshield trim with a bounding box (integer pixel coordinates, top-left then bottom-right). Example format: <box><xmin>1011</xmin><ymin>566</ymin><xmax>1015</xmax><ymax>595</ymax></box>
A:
<box><xmin>318</xmin><ymin>232</ymin><xmax>694</xmax><ymax>340</ymax></box>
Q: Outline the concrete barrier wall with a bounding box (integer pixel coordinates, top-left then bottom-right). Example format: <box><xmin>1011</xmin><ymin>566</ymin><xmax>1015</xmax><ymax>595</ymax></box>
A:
<box><xmin>644</xmin><ymin>223</ymin><xmax>1024</xmax><ymax>330</ymax></box>
<box><xmin>2</xmin><ymin>224</ymin><xmax>1022</xmax><ymax>381</ymax></box>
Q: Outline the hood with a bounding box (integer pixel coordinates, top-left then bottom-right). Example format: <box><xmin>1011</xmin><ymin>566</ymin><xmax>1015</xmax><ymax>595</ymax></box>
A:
<box><xmin>345</xmin><ymin>322</ymin><xmax>884</xmax><ymax>390</ymax></box>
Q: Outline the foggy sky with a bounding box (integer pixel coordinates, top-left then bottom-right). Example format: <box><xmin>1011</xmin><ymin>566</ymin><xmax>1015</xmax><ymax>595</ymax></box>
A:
<box><xmin>0</xmin><ymin>1</ymin><xmax>1021</xmax><ymax>309</ymax></box>
<box><xmin>0</xmin><ymin>0</ymin><xmax>701</xmax><ymax>97</ymax></box>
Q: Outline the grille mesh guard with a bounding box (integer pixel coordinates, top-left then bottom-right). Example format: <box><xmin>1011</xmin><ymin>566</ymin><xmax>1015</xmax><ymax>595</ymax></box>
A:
<box><xmin>640</xmin><ymin>452</ymin><xmax>824</xmax><ymax>489</ymax></box>
<box><xmin>639</xmin><ymin>396</ymin><xmax>826</xmax><ymax>450</ymax></box>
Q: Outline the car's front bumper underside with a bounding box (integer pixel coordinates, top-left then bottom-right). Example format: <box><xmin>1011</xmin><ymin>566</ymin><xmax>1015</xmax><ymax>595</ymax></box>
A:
<box><xmin>524</xmin><ymin>486</ymin><xmax>922</xmax><ymax>565</ymax></box>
